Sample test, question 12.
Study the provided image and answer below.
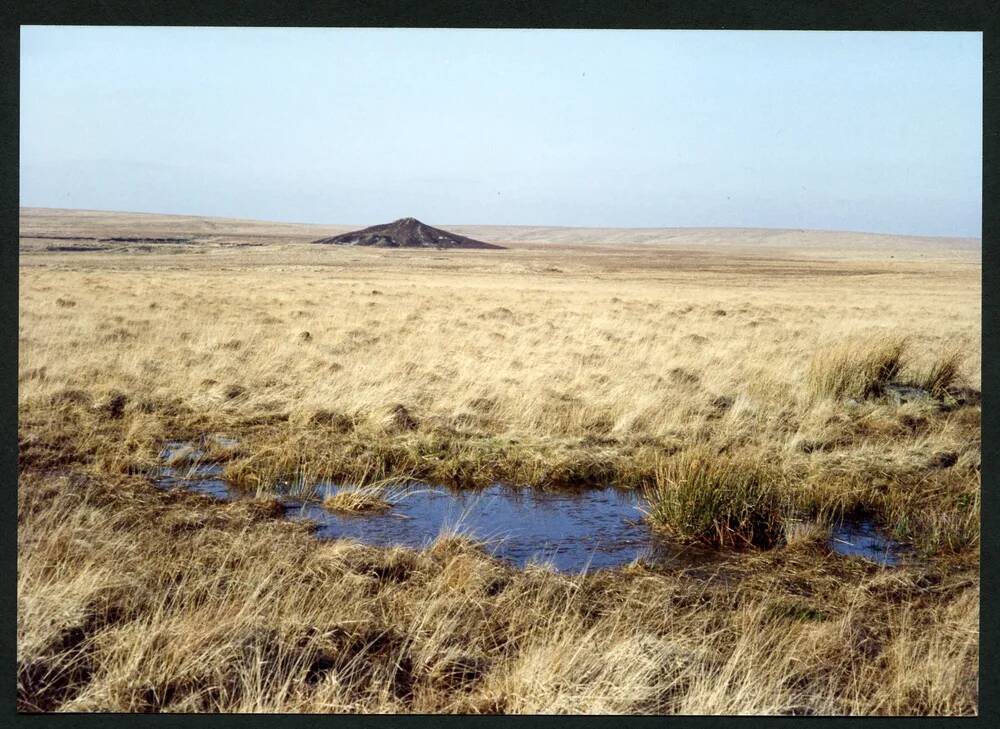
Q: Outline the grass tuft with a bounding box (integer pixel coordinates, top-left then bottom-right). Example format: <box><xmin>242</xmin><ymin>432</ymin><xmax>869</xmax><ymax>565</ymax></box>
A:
<box><xmin>322</xmin><ymin>487</ymin><xmax>392</xmax><ymax>514</ymax></box>
<box><xmin>915</xmin><ymin>348</ymin><xmax>966</xmax><ymax>398</ymax></box>
<box><xmin>643</xmin><ymin>449</ymin><xmax>786</xmax><ymax>548</ymax></box>
<box><xmin>321</xmin><ymin>475</ymin><xmax>413</xmax><ymax>514</ymax></box>
<box><xmin>807</xmin><ymin>335</ymin><xmax>908</xmax><ymax>400</ymax></box>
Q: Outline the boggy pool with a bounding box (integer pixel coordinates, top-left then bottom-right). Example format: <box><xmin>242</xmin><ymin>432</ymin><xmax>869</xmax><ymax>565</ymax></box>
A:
<box><xmin>157</xmin><ymin>439</ymin><xmax>910</xmax><ymax>572</ymax></box>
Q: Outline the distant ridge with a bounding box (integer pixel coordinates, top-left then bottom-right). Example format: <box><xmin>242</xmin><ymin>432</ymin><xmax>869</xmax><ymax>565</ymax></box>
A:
<box><xmin>312</xmin><ymin>217</ymin><xmax>504</xmax><ymax>249</ymax></box>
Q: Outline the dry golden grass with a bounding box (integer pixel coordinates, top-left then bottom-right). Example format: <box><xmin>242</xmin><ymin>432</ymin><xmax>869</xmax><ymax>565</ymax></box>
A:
<box><xmin>17</xmin><ymin>209</ymin><xmax>981</xmax><ymax>714</ymax></box>
<box><xmin>17</xmin><ymin>472</ymin><xmax>979</xmax><ymax>714</ymax></box>
<box><xmin>19</xmin><ymin>231</ymin><xmax>980</xmax><ymax>544</ymax></box>
<box><xmin>320</xmin><ymin>479</ymin><xmax>409</xmax><ymax>514</ymax></box>
<box><xmin>806</xmin><ymin>335</ymin><xmax>909</xmax><ymax>400</ymax></box>
<box><xmin>322</xmin><ymin>491</ymin><xmax>391</xmax><ymax>513</ymax></box>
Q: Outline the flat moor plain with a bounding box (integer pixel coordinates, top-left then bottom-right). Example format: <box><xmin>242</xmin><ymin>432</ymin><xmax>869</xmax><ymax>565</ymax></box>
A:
<box><xmin>17</xmin><ymin>207</ymin><xmax>981</xmax><ymax>714</ymax></box>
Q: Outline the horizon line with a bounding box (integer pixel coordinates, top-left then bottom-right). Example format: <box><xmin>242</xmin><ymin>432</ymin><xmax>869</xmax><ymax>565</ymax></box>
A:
<box><xmin>18</xmin><ymin>205</ymin><xmax>983</xmax><ymax>242</ymax></box>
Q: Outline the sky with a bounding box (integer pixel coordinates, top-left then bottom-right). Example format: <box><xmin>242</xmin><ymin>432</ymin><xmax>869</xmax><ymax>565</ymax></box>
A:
<box><xmin>20</xmin><ymin>28</ymin><xmax>982</xmax><ymax>237</ymax></box>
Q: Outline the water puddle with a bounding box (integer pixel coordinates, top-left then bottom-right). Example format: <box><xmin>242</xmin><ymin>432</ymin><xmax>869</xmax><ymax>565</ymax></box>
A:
<box><xmin>154</xmin><ymin>439</ymin><xmax>912</xmax><ymax>571</ymax></box>
<box><xmin>156</xmin><ymin>463</ymin><xmax>665</xmax><ymax>570</ymax></box>
<box><xmin>828</xmin><ymin>519</ymin><xmax>910</xmax><ymax>566</ymax></box>
<box><xmin>295</xmin><ymin>483</ymin><xmax>658</xmax><ymax>571</ymax></box>
<box><xmin>157</xmin><ymin>471</ymin><xmax>232</xmax><ymax>500</ymax></box>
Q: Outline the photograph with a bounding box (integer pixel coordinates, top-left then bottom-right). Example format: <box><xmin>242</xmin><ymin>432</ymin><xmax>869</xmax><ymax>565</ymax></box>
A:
<box><xmin>16</xmin><ymin>26</ymin><xmax>981</xmax><ymax>715</ymax></box>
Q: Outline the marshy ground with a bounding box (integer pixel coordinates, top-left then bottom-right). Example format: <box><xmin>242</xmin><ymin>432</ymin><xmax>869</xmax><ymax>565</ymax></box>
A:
<box><xmin>17</xmin><ymin>209</ymin><xmax>980</xmax><ymax>714</ymax></box>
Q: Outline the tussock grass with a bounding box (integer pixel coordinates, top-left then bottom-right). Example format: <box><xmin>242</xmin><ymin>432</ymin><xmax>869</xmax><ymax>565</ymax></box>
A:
<box><xmin>323</xmin><ymin>489</ymin><xmax>392</xmax><ymax>513</ymax></box>
<box><xmin>644</xmin><ymin>449</ymin><xmax>786</xmax><ymax>548</ymax></box>
<box><xmin>322</xmin><ymin>489</ymin><xmax>392</xmax><ymax>513</ymax></box>
<box><xmin>321</xmin><ymin>477</ymin><xmax>411</xmax><ymax>514</ymax></box>
<box><xmin>806</xmin><ymin>335</ymin><xmax>908</xmax><ymax>400</ymax></box>
<box><xmin>915</xmin><ymin>347</ymin><xmax>966</xmax><ymax>398</ymax></box>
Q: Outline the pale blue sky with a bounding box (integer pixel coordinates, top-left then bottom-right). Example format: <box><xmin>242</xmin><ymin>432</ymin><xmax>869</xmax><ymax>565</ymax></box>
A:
<box><xmin>20</xmin><ymin>28</ymin><xmax>982</xmax><ymax>237</ymax></box>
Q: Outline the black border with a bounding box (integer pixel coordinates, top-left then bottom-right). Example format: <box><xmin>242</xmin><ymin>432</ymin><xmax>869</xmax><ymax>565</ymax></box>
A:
<box><xmin>4</xmin><ymin>1</ymin><xmax>997</xmax><ymax>31</ymax></box>
<box><xmin>3</xmin><ymin>1</ymin><xmax>996</xmax><ymax>728</ymax></box>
